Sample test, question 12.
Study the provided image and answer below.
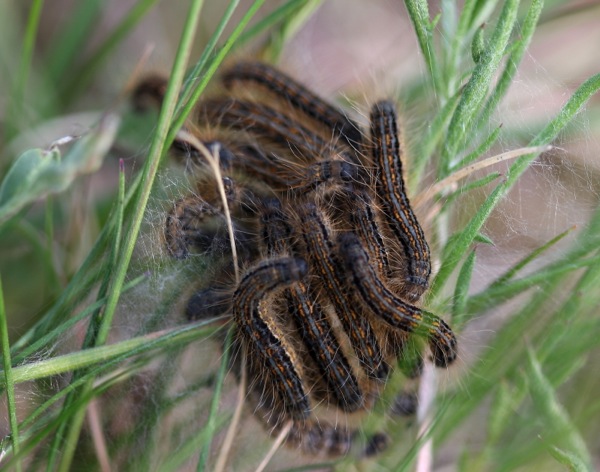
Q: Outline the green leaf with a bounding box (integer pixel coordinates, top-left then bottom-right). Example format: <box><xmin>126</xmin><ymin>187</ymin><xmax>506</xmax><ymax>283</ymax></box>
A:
<box><xmin>0</xmin><ymin>114</ymin><xmax>119</xmax><ymax>225</ymax></box>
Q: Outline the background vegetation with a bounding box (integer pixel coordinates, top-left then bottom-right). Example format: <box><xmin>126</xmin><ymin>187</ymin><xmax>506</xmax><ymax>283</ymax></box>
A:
<box><xmin>1</xmin><ymin>0</ymin><xmax>599</xmax><ymax>470</ymax></box>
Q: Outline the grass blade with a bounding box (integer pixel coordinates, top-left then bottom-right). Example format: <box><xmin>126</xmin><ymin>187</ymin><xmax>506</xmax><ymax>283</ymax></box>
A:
<box><xmin>527</xmin><ymin>349</ymin><xmax>593</xmax><ymax>470</ymax></box>
<box><xmin>6</xmin><ymin>0</ymin><xmax>44</xmax><ymax>139</ymax></box>
<box><xmin>490</xmin><ymin>225</ymin><xmax>575</xmax><ymax>288</ymax></box>
<box><xmin>196</xmin><ymin>328</ymin><xmax>234</xmax><ymax>471</ymax></box>
<box><xmin>548</xmin><ymin>445</ymin><xmax>590</xmax><ymax>472</ymax></box>
<box><xmin>452</xmin><ymin>249</ymin><xmax>476</xmax><ymax>327</ymax></box>
<box><xmin>431</xmin><ymin>73</ymin><xmax>600</xmax><ymax>298</ymax></box>
<box><xmin>0</xmin><ymin>275</ymin><xmax>22</xmax><ymax>472</ymax></box>
<box><xmin>1</xmin><ymin>320</ymin><xmax>220</xmax><ymax>387</ymax></box>
<box><xmin>477</xmin><ymin>0</ymin><xmax>545</xmax><ymax>128</ymax></box>
<box><xmin>52</xmin><ymin>1</ymin><xmax>208</xmax><ymax>469</ymax></box>
<box><xmin>404</xmin><ymin>0</ymin><xmax>441</xmax><ymax>92</ymax></box>
<box><xmin>441</xmin><ymin>0</ymin><xmax>520</xmax><ymax>176</ymax></box>
<box><xmin>170</xmin><ymin>0</ymin><xmax>267</xmax><ymax>143</ymax></box>
<box><xmin>63</xmin><ymin>0</ymin><xmax>160</xmax><ymax>104</ymax></box>
<box><xmin>46</xmin><ymin>0</ymin><xmax>103</xmax><ymax>89</ymax></box>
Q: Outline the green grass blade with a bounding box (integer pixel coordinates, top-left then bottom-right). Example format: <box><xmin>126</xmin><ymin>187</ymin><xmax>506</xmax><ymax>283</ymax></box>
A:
<box><xmin>441</xmin><ymin>0</ymin><xmax>519</xmax><ymax>176</ymax></box>
<box><xmin>10</xmin><ymin>240</ymin><xmax>105</xmax><ymax>355</ymax></box>
<box><xmin>465</xmin><ymin>253</ymin><xmax>600</xmax><ymax>316</ymax></box>
<box><xmin>412</xmin><ymin>89</ymin><xmax>461</xmax><ymax>185</ymax></box>
<box><xmin>471</xmin><ymin>23</ymin><xmax>486</xmax><ymax>64</ymax></box>
<box><xmin>9</xmin><ymin>274</ymin><xmax>146</xmax><ymax>367</ymax></box>
<box><xmin>473</xmin><ymin>233</ymin><xmax>494</xmax><ymax>245</ymax></box>
<box><xmin>442</xmin><ymin>172</ymin><xmax>501</xmax><ymax>207</ymax></box>
<box><xmin>177</xmin><ymin>0</ymin><xmax>241</xmax><ymax>114</ymax></box>
<box><xmin>1</xmin><ymin>319</ymin><xmax>220</xmax><ymax>386</ymax></box>
<box><xmin>527</xmin><ymin>349</ymin><xmax>593</xmax><ymax>470</ymax></box>
<box><xmin>490</xmin><ymin>226</ymin><xmax>575</xmax><ymax>288</ymax></box>
<box><xmin>2</xmin><ymin>2</ymin><xmax>598</xmax><ymax>469</ymax></box>
<box><xmin>509</xmin><ymin>73</ymin><xmax>600</xmax><ymax>181</ymax></box>
<box><xmin>477</xmin><ymin>0</ymin><xmax>544</xmax><ymax>128</ymax></box>
<box><xmin>435</xmin><ymin>236</ymin><xmax>600</xmax><ymax>448</ymax></box>
<box><xmin>44</xmin><ymin>158</ymin><xmax>128</xmax><ymax>468</ymax></box>
<box><xmin>63</xmin><ymin>0</ymin><xmax>160</xmax><ymax>104</ymax></box>
<box><xmin>442</xmin><ymin>0</ymin><xmax>479</xmax><ymax>98</ymax></box>
<box><xmin>431</xmin><ymin>73</ymin><xmax>600</xmax><ymax>298</ymax></box>
<box><xmin>97</xmin><ymin>0</ymin><xmax>207</xmax><ymax>348</ymax></box>
<box><xmin>0</xmin><ymin>275</ymin><xmax>22</xmax><ymax>472</ymax></box>
<box><xmin>430</xmin><ymin>184</ymin><xmax>504</xmax><ymax>299</ymax></box>
<box><xmin>52</xmin><ymin>1</ymin><xmax>208</xmax><ymax>468</ymax></box>
<box><xmin>170</xmin><ymin>0</ymin><xmax>266</xmax><ymax>143</ymax></box>
<box><xmin>535</xmin><ymin>241</ymin><xmax>600</xmax><ymax>364</ymax></box>
<box><xmin>82</xmin><ymin>160</ymin><xmax>126</xmax><ymax>349</ymax></box>
<box><xmin>404</xmin><ymin>0</ymin><xmax>441</xmax><ymax>92</ymax></box>
<box><xmin>548</xmin><ymin>445</ymin><xmax>591</xmax><ymax>472</ymax></box>
<box><xmin>435</xmin><ymin>287</ymin><xmax>554</xmax><ymax>443</ymax></box>
<box><xmin>452</xmin><ymin>124</ymin><xmax>502</xmax><ymax>171</ymax></box>
<box><xmin>434</xmin><ymin>206</ymin><xmax>600</xmax><ymax>443</ymax></box>
<box><xmin>487</xmin><ymin>380</ymin><xmax>524</xmax><ymax>445</ymax></box>
<box><xmin>452</xmin><ymin>250</ymin><xmax>476</xmax><ymax>327</ymax></box>
<box><xmin>4</xmin><ymin>365</ymin><xmax>142</xmax><ymax>470</ymax></box>
<box><xmin>6</xmin><ymin>0</ymin><xmax>44</xmax><ymax>139</ymax></box>
<box><xmin>263</xmin><ymin>0</ymin><xmax>322</xmax><ymax>61</ymax></box>
<box><xmin>48</xmin><ymin>160</ymin><xmax>126</xmax><ymax>471</ymax></box>
<box><xmin>197</xmin><ymin>328</ymin><xmax>234</xmax><ymax>471</ymax></box>
<box><xmin>237</xmin><ymin>0</ymin><xmax>321</xmax><ymax>49</ymax></box>
<box><xmin>160</xmin><ymin>416</ymin><xmax>230</xmax><ymax>472</ymax></box>
<box><xmin>46</xmin><ymin>0</ymin><xmax>103</xmax><ymax>87</ymax></box>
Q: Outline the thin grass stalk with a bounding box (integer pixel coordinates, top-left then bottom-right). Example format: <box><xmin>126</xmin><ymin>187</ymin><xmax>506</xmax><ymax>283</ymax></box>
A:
<box><xmin>236</xmin><ymin>0</ymin><xmax>310</xmax><ymax>46</ymax></box>
<box><xmin>63</xmin><ymin>0</ymin><xmax>160</xmax><ymax>104</ymax></box>
<box><xmin>8</xmin><ymin>275</ymin><xmax>145</xmax><ymax>368</ymax></box>
<box><xmin>477</xmin><ymin>0</ymin><xmax>544</xmax><ymax>129</ymax></box>
<box><xmin>0</xmin><ymin>275</ymin><xmax>22</xmax><ymax>472</ymax></box>
<box><xmin>52</xmin><ymin>2</ymin><xmax>207</xmax><ymax>469</ymax></box>
<box><xmin>54</xmin><ymin>160</ymin><xmax>127</xmax><ymax>472</ymax></box>
<box><xmin>197</xmin><ymin>328</ymin><xmax>234</xmax><ymax>471</ymax></box>
<box><xmin>527</xmin><ymin>349</ymin><xmax>593</xmax><ymax>469</ymax></box>
<box><xmin>46</xmin><ymin>1</ymin><xmax>103</xmax><ymax>88</ymax></box>
<box><xmin>404</xmin><ymin>0</ymin><xmax>442</xmax><ymax>94</ymax></box>
<box><xmin>4</xmin><ymin>363</ymin><xmax>146</xmax><ymax>471</ymax></box>
<box><xmin>452</xmin><ymin>125</ymin><xmax>502</xmax><ymax>171</ymax></box>
<box><xmin>440</xmin><ymin>0</ymin><xmax>520</xmax><ymax>177</ymax></box>
<box><xmin>443</xmin><ymin>0</ymin><xmax>478</xmax><ymax>99</ymax></box>
<box><xmin>7</xmin><ymin>0</ymin><xmax>44</xmax><ymax>140</ymax></box>
<box><xmin>13</xmin><ymin>219</ymin><xmax>61</xmax><ymax>294</ymax></box>
<box><xmin>170</xmin><ymin>0</ymin><xmax>266</xmax><ymax>143</ymax></box>
<box><xmin>45</xmin><ymin>164</ymin><xmax>124</xmax><ymax>471</ymax></box>
<box><xmin>262</xmin><ymin>0</ymin><xmax>323</xmax><ymax>61</ymax></box>
<box><xmin>83</xmin><ymin>161</ymin><xmax>125</xmax><ymax>349</ymax></box>
<box><xmin>430</xmin><ymin>72</ymin><xmax>600</xmax><ymax>299</ymax></box>
<box><xmin>177</xmin><ymin>0</ymin><xmax>241</xmax><ymax>114</ymax></box>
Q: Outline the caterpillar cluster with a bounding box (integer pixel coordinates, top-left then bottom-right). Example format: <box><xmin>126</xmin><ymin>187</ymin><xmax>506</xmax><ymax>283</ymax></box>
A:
<box><xmin>133</xmin><ymin>62</ymin><xmax>458</xmax><ymax>457</ymax></box>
